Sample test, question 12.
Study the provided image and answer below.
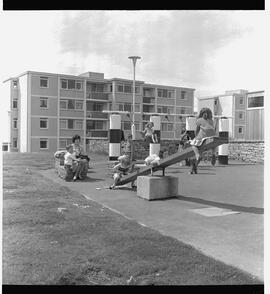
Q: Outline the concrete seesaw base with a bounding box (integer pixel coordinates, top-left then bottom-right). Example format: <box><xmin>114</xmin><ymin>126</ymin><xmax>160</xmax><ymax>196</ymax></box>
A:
<box><xmin>137</xmin><ymin>175</ymin><xmax>179</xmax><ymax>200</ymax></box>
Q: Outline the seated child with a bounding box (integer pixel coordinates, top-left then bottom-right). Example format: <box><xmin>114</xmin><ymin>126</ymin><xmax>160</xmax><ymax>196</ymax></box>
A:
<box><xmin>144</xmin><ymin>150</ymin><xmax>163</xmax><ymax>176</ymax></box>
<box><xmin>190</xmin><ymin>107</ymin><xmax>216</xmax><ymax>168</ymax></box>
<box><xmin>64</xmin><ymin>144</ymin><xmax>83</xmax><ymax>181</ymax></box>
<box><xmin>109</xmin><ymin>155</ymin><xmax>136</xmax><ymax>189</ymax></box>
<box><xmin>141</xmin><ymin>121</ymin><xmax>158</xmax><ymax>144</ymax></box>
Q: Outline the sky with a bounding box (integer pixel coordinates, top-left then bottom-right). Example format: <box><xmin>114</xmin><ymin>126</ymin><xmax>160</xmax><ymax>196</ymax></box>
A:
<box><xmin>0</xmin><ymin>10</ymin><xmax>269</xmax><ymax>142</ymax></box>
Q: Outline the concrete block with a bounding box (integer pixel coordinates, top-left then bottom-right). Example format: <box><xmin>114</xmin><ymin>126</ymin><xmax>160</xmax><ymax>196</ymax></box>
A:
<box><xmin>137</xmin><ymin>176</ymin><xmax>179</xmax><ymax>200</ymax></box>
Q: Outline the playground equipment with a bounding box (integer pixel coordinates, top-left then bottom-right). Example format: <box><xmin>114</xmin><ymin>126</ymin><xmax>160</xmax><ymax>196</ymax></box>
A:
<box><xmin>116</xmin><ymin>136</ymin><xmax>228</xmax><ymax>187</ymax></box>
<box><xmin>218</xmin><ymin>117</ymin><xmax>229</xmax><ymax>165</ymax></box>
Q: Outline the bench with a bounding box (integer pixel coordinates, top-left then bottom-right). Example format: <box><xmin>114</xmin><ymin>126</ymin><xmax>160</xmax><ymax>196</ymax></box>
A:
<box><xmin>54</xmin><ymin>151</ymin><xmax>88</xmax><ymax>181</ymax></box>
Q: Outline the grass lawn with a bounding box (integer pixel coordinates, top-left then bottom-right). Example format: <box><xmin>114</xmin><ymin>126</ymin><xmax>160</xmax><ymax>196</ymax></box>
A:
<box><xmin>2</xmin><ymin>152</ymin><xmax>262</xmax><ymax>285</ymax></box>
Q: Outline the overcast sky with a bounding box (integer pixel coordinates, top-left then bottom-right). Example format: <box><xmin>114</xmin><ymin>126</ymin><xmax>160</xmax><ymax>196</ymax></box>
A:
<box><xmin>0</xmin><ymin>10</ymin><xmax>269</xmax><ymax>142</ymax></box>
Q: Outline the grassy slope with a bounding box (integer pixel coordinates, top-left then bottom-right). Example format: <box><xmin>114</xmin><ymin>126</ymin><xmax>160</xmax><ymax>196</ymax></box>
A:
<box><xmin>2</xmin><ymin>152</ymin><xmax>262</xmax><ymax>285</ymax></box>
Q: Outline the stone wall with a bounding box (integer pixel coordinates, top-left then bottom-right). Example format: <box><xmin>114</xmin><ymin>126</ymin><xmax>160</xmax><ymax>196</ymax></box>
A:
<box><xmin>228</xmin><ymin>141</ymin><xmax>264</xmax><ymax>163</ymax></box>
<box><xmin>87</xmin><ymin>139</ymin><xmax>264</xmax><ymax>163</ymax></box>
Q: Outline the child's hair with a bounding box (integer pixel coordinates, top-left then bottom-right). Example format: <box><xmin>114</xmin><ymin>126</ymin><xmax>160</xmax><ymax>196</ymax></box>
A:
<box><xmin>146</xmin><ymin>121</ymin><xmax>154</xmax><ymax>128</ymax></box>
<box><xmin>118</xmin><ymin>155</ymin><xmax>129</xmax><ymax>164</ymax></box>
<box><xmin>66</xmin><ymin>144</ymin><xmax>73</xmax><ymax>151</ymax></box>
<box><xmin>198</xmin><ymin>107</ymin><xmax>213</xmax><ymax>120</ymax></box>
<box><xmin>72</xmin><ymin>134</ymin><xmax>81</xmax><ymax>143</ymax></box>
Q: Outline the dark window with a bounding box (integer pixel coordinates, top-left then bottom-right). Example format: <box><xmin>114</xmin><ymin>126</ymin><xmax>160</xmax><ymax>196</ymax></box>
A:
<box><xmin>13</xmin><ymin>138</ymin><xmax>17</xmax><ymax>148</ymax></box>
<box><xmin>68</xmin><ymin>99</ymin><xmax>75</xmax><ymax>109</ymax></box>
<box><xmin>40</xmin><ymin>77</ymin><xmax>48</xmax><ymax>88</ymax></box>
<box><xmin>117</xmin><ymin>84</ymin><xmax>123</xmax><ymax>92</ymax></box>
<box><xmin>40</xmin><ymin>98</ymin><xmax>48</xmax><ymax>108</ymax></box>
<box><xmin>124</xmin><ymin>84</ymin><xmax>132</xmax><ymax>93</ymax></box>
<box><xmin>248</xmin><ymin>96</ymin><xmax>264</xmax><ymax>108</ymax></box>
<box><xmin>12</xmin><ymin>100</ymin><xmax>18</xmax><ymax>108</ymax></box>
<box><xmin>68</xmin><ymin>80</ymin><xmax>75</xmax><ymax>89</ymax></box>
<box><xmin>124</xmin><ymin>103</ymin><xmax>132</xmax><ymax>112</ymax></box>
<box><xmin>40</xmin><ymin>140</ymin><xmax>48</xmax><ymax>149</ymax></box>
<box><xmin>40</xmin><ymin>119</ymin><xmax>48</xmax><ymax>128</ymax></box>
<box><xmin>67</xmin><ymin>119</ymin><xmax>74</xmax><ymax>129</ymax></box>
<box><xmin>13</xmin><ymin>81</ymin><xmax>18</xmax><ymax>88</ymax></box>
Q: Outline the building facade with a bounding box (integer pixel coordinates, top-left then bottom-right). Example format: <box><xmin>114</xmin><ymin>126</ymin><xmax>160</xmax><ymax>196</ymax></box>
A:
<box><xmin>4</xmin><ymin>71</ymin><xmax>195</xmax><ymax>153</ymax></box>
<box><xmin>197</xmin><ymin>89</ymin><xmax>264</xmax><ymax>141</ymax></box>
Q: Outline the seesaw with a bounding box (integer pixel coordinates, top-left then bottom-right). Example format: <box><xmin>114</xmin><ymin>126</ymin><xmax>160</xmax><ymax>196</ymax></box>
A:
<box><xmin>116</xmin><ymin>136</ymin><xmax>228</xmax><ymax>186</ymax></box>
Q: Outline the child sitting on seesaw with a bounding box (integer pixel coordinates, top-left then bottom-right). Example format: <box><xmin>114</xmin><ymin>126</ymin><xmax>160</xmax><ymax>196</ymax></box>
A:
<box><xmin>141</xmin><ymin>121</ymin><xmax>158</xmax><ymax>143</ymax></box>
<box><xmin>109</xmin><ymin>155</ymin><xmax>137</xmax><ymax>190</ymax></box>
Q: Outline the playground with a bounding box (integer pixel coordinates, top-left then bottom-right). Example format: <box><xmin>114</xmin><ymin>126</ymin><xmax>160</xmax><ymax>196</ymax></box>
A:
<box><xmin>2</xmin><ymin>152</ymin><xmax>264</xmax><ymax>285</ymax></box>
<box><xmin>2</xmin><ymin>110</ymin><xmax>264</xmax><ymax>285</ymax></box>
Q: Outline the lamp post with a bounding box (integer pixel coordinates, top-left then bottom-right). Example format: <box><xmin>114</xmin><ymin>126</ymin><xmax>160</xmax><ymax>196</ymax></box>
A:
<box><xmin>128</xmin><ymin>56</ymin><xmax>141</xmax><ymax>140</ymax></box>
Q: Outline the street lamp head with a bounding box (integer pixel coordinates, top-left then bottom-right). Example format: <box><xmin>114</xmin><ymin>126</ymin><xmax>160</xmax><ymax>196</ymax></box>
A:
<box><xmin>128</xmin><ymin>56</ymin><xmax>141</xmax><ymax>67</ymax></box>
<box><xmin>128</xmin><ymin>56</ymin><xmax>141</xmax><ymax>60</ymax></box>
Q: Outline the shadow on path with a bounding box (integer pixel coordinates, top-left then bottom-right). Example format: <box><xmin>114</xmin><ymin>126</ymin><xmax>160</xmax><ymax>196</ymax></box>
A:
<box><xmin>173</xmin><ymin>195</ymin><xmax>264</xmax><ymax>215</ymax></box>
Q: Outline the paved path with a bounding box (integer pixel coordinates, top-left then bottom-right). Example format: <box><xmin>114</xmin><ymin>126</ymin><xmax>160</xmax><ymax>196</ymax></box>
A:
<box><xmin>41</xmin><ymin>160</ymin><xmax>264</xmax><ymax>281</ymax></box>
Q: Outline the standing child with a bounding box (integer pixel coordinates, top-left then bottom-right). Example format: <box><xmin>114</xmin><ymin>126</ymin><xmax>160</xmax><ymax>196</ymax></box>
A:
<box><xmin>64</xmin><ymin>144</ymin><xmax>82</xmax><ymax>181</ymax></box>
<box><xmin>142</xmin><ymin>121</ymin><xmax>158</xmax><ymax>143</ymax></box>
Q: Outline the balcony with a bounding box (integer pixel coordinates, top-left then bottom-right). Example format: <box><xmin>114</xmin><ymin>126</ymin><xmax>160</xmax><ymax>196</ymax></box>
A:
<box><xmin>86</xmin><ymin>92</ymin><xmax>109</xmax><ymax>100</ymax></box>
<box><xmin>86</xmin><ymin>130</ymin><xmax>108</xmax><ymax>138</ymax></box>
<box><xmin>143</xmin><ymin>97</ymin><xmax>155</xmax><ymax>104</ymax></box>
<box><xmin>86</xmin><ymin>111</ymin><xmax>108</xmax><ymax>119</ymax></box>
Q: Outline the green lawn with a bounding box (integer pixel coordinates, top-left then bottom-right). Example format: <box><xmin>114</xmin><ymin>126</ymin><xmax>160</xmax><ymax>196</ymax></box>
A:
<box><xmin>2</xmin><ymin>152</ymin><xmax>262</xmax><ymax>285</ymax></box>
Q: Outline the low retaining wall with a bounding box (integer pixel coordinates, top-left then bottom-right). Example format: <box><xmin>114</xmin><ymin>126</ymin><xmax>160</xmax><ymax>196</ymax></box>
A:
<box><xmin>228</xmin><ymin>141</ymin><xmax>264</xmax><ymax>163</ymax></box>
<box><xmin>86</xmin><ymin>139</ymin><xmax>264</xmax><ymax>163</ymax></box>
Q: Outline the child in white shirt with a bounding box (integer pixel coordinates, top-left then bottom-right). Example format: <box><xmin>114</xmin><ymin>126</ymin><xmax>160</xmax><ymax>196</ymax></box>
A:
<box><xmin>64</xmin><ymin>145</ymin><xmax>82</xmax><ymax>181</ymax></box>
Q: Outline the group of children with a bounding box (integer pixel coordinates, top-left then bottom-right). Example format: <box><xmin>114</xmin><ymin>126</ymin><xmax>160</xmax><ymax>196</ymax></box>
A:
<box><xmin>64</xmin><ymin>135</ymin><xmax>90</xmax><ymax>181</ymax></box>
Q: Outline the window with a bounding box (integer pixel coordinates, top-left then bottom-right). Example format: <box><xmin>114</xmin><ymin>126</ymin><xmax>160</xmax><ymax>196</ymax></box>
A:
<box><xmin>248</xmin><ymin>96</ymin><xmax>264</xmax><ymax>108</ymax></box>
<box><xmin>40</xmin><ymin>139</ymin><xmax>48</xmax><ymax>149</ymax></box>
<box><xmin>68</xmin><ymin>80</ymin><xmax>75</xmax><ymax>90</ymax></box>
<box><xmin>124</xmin><ymin>103</ymin><xmax>132</xmax><ymax>112</ymax></box>
<box><xmin>75</xmin><ymin>81</ymin><xmax>83</xmax><ymax>91</ymax></box>
<box><xmin>40</xmin><ymin>97</ymin><xmax>48</xmax><ymax>108</ymax></box>
<box><xmin>75</xmin><ymin>100</ymin><xmax>83</xmax><ymax>110</ymax></box>
<box><xmin>60</xmin><ymin>120</ymin><xmax>67</xmax><ymax>129</ymax></box>
<box><xmin>13</xmin><ymin>138</ymin><xmax>17</xmax><ymax>148</ymax></box>
<box><xmin>68</xmin><ymin>119</ymin><xmax>74</xmax><ymax>129</ymax></box>
<box><xmin>13</xmin><ymin>80</ymin><xmax>18</xmax><ymax>88</ymax></box>
<box><xmin>60</xmin><ymin>100</ymin><xmax>67</xmax><ymax>109</ymax></box>
<box><xmin>13</xmin><ymin>118</ymin><xmax>17</xmax><ymax>129</ymax></box>
<box><xmin>124</xmin><ymin>84</ymin><xmax>132</xmax><ymax>93</ymax></box>
<box><xmin>157</xmin><ymin>107</ymin><xmax>162</xmax><ymax>113</ymax></box>
<box><xmin>181</xmin><ymin>91</ymin><xmax>186</xmax><ymax>99</ymax></box>
<box><xmin>40</xmin><ymin>118</ymin><xmax>48</xmax><ymax>129</ymax></box>
<box><xmin>59</xmin><ymin>140</ymin><xmax>67</xmax><ymax>149</ymax></box>
<box><xmin>40</xmin><ymin>76</ymin><xmax>48</xmax><ymax>88</ymax></box>
<box><xmin>239</xmin><ymin>112</ymin><xmax>244</xmax><ymax>119</ymax></box>
<box><xmin>12</xmin><ymin>100</ymin><xmax>18</xmax><ymax>109</ymax></box>
<box><xmin>168</xmin><ymin>91</ymin><xmax>173</xmax><ymax>98</ymax></box>
<box><xmin>67</xmin><ymin>99</ymin><xmax>75</xmax><ymax>109</ymax></box>
<box><xmin>161</xmin><ymin>123</ymin><xmax>173</xmax><ymax>131</ymax></box>
<box><xmin>134</xmin><ymin>104</ymin><xmax>140</xmax><ymax>113</ymax></box>
<box><xmin>135</xmin><ymin>86</ymin><xmax>140</xmax><ymax>94</ymax></box>
<box><xmin>61</xmin><ymin>79</ymin><xmax>67</xmax><ymax>89</ymax></box>
<box><xmin>117</xmin><ymin>84</ymin><xmax>124</xmax><ymax>92</ymax></box>
<box><xmin>238</xmin><ymin>127</ymin><xmax>244</xmax><ymax>134</ymax></box>
<box><xmin>239</xmin><ymin>98</ymin><xmax>244</xmax><ymax>105</ymax></box>
<box><xmin>75</xmin><ymin>120</ymin><xmax>83</xmax><ymax>129</ymax></box>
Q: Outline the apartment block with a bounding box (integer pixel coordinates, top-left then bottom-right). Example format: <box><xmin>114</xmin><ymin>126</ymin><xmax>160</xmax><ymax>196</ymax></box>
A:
<box><xmin>197</xmin><ymin>89</ymin><xmax>264</xmax><ymax>141</ymax></box>
<box><xmin>4</xmin><ymin>71</ymin><xmax>195</xmax><ymax>153</ymax></box>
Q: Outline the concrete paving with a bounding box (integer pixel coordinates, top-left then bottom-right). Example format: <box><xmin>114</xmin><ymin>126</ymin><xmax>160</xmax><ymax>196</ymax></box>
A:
<box><xmin>41</xmin><ymin>160</ymin><xmax>264</xmax><ymax>282</ymax></box>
